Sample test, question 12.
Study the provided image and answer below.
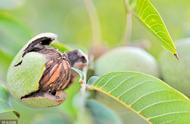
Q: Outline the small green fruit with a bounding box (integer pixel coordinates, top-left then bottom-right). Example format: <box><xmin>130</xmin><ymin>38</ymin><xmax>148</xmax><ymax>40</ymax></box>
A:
<box><xmin>7</xmin><ymin>33</ymin><xmax>87</xmax><ymax>107</ymax></box>
<box><xmin>160</xmin><ymin>39</ymin><xmax>190</xmax><ymax>96</ymax></box>
<box><xmin>95</xmin><ymin>47</ymin><xmax>159</xmax><ymax>77</ymax></box>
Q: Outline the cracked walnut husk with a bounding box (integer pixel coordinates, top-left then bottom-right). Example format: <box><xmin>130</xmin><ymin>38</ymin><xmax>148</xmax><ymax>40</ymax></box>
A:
<box><xmin>7</xmin><ymin>33</ymin><xmax>87</xmax><ymax>107</ymax></box>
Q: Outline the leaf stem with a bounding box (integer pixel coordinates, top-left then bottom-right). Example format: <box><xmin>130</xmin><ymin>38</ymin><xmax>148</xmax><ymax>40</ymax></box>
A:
<box><xmin>75</xmin><ymin>66</ymin><xmax>89</xmax><ymax>123</ymax></box>
<box><xmin>83</xmin><ymin>0</ymin><xmax>102</xmax><ymax>44</ymax></box>
<box><xmin>122</xmin><ymin>0</ymin><xmax>133</xmax><ymax>45</ymax></box>
<box><xmin>77</xmin><ymin>61</ymin><xmax>89</xmax><ymax>109</ymax></box>
<box><xmin>80</xmin><ymin>67</ymin><xmax>88</xmax><ymax>98</ymax></box>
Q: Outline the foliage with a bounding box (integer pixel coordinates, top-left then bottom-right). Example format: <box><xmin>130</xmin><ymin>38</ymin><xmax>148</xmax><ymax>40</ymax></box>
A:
<box><xmin>90</xmin><ymin>72</ymin><xmax>190</xmax><ymax>123</ymax></box>
<box><xmin>0</xmin><ymin>0</ymin><xmax>190</xmax><ymax>124</ymax></box>
<box><xmin>132</xmin><ymin>0</ymin><xmax>177</xmax><ymax>55</ymax></box>
<box><xmin>0</xmin><ymin>84</ymin><xmax>19</xmax><ymax>118</ymax></box>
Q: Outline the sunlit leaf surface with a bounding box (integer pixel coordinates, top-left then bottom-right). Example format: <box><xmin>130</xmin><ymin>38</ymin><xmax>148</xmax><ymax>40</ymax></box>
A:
<box><xmin>90</xmin><ymin>72</ymin><xmax>190</xmax><ymax>123</ymax></box>
<box><xmin>132</xmin><ymin>0</ymin><xmax>177</xmax><ymax>55</ymax></box>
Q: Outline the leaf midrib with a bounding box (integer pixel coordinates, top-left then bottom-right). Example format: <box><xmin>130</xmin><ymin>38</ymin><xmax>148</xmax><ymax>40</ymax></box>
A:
<box><xmin>91</xmin><ymin>86</ymin><xmax>151</xmax><ymax>123</ymax></box>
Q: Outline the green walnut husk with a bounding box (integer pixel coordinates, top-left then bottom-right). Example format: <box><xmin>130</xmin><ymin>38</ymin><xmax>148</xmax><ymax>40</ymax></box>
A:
<box><xmin>95</xmin><ymin>47</ymin><xmax>159</xmax><ymax>77</ymax></box>
<box><xmin>6</xmin><ymin>33</ymin><xmax>75</xmax><ymax>108</ymax></box>
<box><xmin>160</xmin><ymin>38</ymin><xmax>190</xmax><ymax>97</ymax></box>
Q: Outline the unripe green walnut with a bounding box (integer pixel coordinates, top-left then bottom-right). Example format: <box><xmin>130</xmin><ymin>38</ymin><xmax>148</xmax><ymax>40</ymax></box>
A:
<box><xmin>160</xmin><ymin>39</ymin><xmax>190</xmax><ymax>97</ymax></box>
<box><xmin>7</xmin><ymin>33</ymin><xmax>87</xmax><ymax>107</ymax></box>
<box><xmin>95</xmin><ymin>47</ymin><xmax>159</xmax><ymax>77</ymax></box>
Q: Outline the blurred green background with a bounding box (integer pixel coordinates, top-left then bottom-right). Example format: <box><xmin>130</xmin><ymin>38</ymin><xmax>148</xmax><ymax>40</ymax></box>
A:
<box><xmin>0</xmin><ymin>0</ymin><xmax>190</xmax><ymax>124</ymax></box>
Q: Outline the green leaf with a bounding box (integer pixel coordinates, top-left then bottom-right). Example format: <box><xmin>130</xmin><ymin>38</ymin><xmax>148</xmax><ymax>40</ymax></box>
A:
<box><xmin>95</xmin><ymin>91</ymin><xmax>147</xmax><ymax>124</ymax></box>
<box><xmin>0</xmin><ymin>49</ymin><xmax>13</xmax><ymax>79</ymax></box>
<box><xmin>86</xmin><ymin>100</ymin><xmax>122</xmax><ymax>124</ymax></box>
<box><xmin>132</xmin><ymin>0</ymin><xmax>177</xmax><ymax>55</ymax></box>
<box><xmin>0</xmin><ymin>49</ymin><xmax>12</xmax><ymax>67</ymax></box>
<box><xmin>90</xmin><ymin>72</ymin><xmax>190</xmax><ymax>123</ymax></box>
<box><xmin>0</xmin><ymin>12</ymin><xmax>32</xmax><ymax>56</ymax></box>
<box><xmin>0</xmin><ymin>84</ymin><xmax>19</xmax><ymax>118</ymax></box>
<box><xmin>87</xmin><ymin>76</ymin><xmax>99</xmax><ymax>85</ymax></box>
<box><xmin>0</xmin><ymin>13</ymin><xmax>31</xmax><ymax>78</ymax></box>
<box><xmin>50</xmin><ymin>42</ymin><xmax>71</xmax><ymax>52</ymax></box>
